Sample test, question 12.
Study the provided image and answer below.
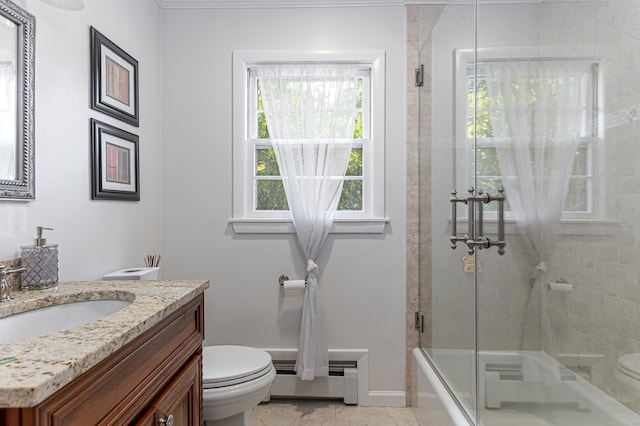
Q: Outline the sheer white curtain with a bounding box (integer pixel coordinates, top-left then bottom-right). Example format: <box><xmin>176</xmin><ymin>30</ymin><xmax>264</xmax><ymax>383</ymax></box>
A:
<box><xmin>484</xmin><ymin>60</ymin><xmax>592</xmax><ymax>270</ymax></box>
<box><xmin>256</xmin><ymin>63</ymin><xmax>359</xmax><ymax>380</ymax></box>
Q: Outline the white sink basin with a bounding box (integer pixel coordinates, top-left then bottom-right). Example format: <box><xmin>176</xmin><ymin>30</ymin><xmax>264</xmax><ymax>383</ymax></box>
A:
<box><xmin>0</xmin><ymin>299</ymin><xmax>131</xmax><ymax>343</ymax></box>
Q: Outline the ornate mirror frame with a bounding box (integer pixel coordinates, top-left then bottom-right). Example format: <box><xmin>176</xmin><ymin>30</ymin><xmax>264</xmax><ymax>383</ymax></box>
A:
<box><xmin>0</xmin><ymin>0</ymin><xmax>34</xmax><ymax>200</ymax></box>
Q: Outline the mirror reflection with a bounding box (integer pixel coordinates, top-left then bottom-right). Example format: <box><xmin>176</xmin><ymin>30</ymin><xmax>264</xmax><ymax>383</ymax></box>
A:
<box><xmin>0</xmin><ymin>16</ymin><xmax>17</xmax><ymax>181</ymax></box>
<box><xmin>0</xmin><ymin>0</ymin><xmax>34</xmax><ymax>200</ymax></box>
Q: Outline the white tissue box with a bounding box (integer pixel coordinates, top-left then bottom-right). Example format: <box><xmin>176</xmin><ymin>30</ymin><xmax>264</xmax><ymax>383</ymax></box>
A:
<box><xmin>102</xmin><ymin>267</ymin><xmax>160</xmax><ymax>280</ymax></box>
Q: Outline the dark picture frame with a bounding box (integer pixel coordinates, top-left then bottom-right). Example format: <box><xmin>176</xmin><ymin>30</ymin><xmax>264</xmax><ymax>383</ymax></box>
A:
<box><xmin>91</xmin><ymin>118</ymin><xmax>140</xmax><ymax>201</ymax></box>
<box><xmin>90</xmin><ymin>26</ymin><xmax>139</xmax><ymax>127</ymax></box>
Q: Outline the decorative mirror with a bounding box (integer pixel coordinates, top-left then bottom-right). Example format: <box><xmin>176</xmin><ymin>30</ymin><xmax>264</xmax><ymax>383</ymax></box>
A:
<box><xmin>0</xmin><ymin>0</ymin><xmax>34</xmax><ymax>200</ymax></box>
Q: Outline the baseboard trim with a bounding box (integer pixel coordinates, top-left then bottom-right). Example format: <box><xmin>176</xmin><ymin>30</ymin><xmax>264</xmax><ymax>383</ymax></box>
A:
<box><xmin>260</xmin><ymin>348</ymin><xmax>370</xmax><ymax>406</ymax></box>
<box><xmin>367</xmin><ymin>391</ymin><xmax>407</xmax><ymax>407</ymax></box>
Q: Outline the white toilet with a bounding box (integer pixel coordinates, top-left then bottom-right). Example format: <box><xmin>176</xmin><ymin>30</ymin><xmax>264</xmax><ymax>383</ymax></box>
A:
<box><xmin>202</xmin><ymin>345</ymin><xmax>276</xmax><ymax>426</ymax></box>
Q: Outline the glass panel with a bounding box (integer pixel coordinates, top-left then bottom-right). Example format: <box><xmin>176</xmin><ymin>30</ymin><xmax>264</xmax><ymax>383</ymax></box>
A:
<box><xmin>255</xmin><ymin>179</ymin><xmax>287</xmax><ymax>210</ymax></box>
<box><xmin>255</xmin><ymin>148</ymin><xmax>280</xmax><ymax>176</ymax></box>
<box><xmin>346</xmin><ymin>148</ymin><xmax>363</xmax><ymax>176</ymax></box>
<box><xmin>338</xmin><ymin>179</ymin><xmax>362</xmax><ymax>211</ymax></box>
<box><xmin>572</xmin><ymin>146</ymin><xmax>588</xmax><ymax>176</ymax></box>
<box><xmin>419</xmin><ymin>2</ymin><xmax>478</xmax><ymax>421</ymax></box>
<box><xmin>564</xmin><ymin>179</ymin><xmax>588</xmax><ymax>212</ymax></box>
<box><xmin>476</xmin><ymin>1</ymin><xmax>640</xmax><ymax>425</ymax></box>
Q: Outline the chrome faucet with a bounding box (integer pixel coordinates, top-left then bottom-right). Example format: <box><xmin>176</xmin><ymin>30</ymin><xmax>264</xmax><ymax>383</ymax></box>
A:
<box><xmin>0</xmin><ymin>264</ymin><xmax>26</xmax><ymax>302</ymax></box>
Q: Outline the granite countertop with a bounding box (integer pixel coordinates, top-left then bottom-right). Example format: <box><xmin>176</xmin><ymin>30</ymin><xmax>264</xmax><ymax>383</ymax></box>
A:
<box><xmin>0</xmin><ymin>279</ymin><xmax>209</xmax><ymax>408</ymax></box>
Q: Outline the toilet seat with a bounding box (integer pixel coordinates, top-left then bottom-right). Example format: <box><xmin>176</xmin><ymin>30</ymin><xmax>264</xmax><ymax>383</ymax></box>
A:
<box><xmin>618</xmin><ymin>353</ymin><xmax>640</xmax><ymax>381</ymax></box>
<box><xmin>203</xmin><ymin>345</ymin><xmax>274</xmax><ymax>388</ymax></box>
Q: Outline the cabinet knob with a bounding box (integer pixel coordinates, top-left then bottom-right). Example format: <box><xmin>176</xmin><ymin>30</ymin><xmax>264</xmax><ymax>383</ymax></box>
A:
<box><xmin>159</xmin><ymin>414</ymin><xmax>174</xmax><ymax>426</ymax></box>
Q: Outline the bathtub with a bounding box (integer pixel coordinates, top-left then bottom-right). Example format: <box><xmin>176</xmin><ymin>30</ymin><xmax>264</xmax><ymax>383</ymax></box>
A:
<box><xmin>411</xmin><ymin>348</ymin><xmax>640</xmax><ymax>426</ymax></box>
<box><xmin>411</xmin><ymin>348</ymin><xmax>471</xmax><ymax>426</ymax></box>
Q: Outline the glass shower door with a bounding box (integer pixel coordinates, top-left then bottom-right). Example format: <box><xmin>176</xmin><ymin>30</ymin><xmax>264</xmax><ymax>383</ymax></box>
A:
<box><xmin>474</xmin><ymin>1</ymin><xmax>640</xmax><ymax>425</ymax></box>
<box><xmin>419</xmin><ymin>2</ymin><xmax>478</xmax><ymax>421</ymax></box>
<box><xmin>420</xmin><ymin>1</ymin><xmax>640</xmax><ymax>425</ymax></box>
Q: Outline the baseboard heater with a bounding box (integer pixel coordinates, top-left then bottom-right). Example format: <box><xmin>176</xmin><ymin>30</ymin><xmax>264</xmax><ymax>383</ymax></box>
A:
<box><xmin>266</xmin><ymin>360</ymin><xmax>358</xmax><ymax>405</ymax></box>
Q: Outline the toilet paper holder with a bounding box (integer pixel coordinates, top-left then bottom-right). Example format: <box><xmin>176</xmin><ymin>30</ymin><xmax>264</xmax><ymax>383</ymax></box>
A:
<box><xmin>278</xmin><ymin>274</ymin><xmax>307</xmax><ymax>286</ymax></box>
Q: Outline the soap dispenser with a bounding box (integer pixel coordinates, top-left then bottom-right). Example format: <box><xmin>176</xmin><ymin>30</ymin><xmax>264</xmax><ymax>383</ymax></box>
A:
<box><xmin>20</xmin><ymin>226</ymin><xmax>58</xmax><ymax>289</ymax></box>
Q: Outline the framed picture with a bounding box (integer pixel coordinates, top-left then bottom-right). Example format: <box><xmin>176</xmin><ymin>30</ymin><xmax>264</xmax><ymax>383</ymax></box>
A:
<box><xmin>90</xmin><ymin>27</ymin><xmax>139</xmax><ymax>126</ymax></box>
<box><xmin>91</xmin><ymin>119</ymin><xmax>140</xmax><ymax>201</ymax></box>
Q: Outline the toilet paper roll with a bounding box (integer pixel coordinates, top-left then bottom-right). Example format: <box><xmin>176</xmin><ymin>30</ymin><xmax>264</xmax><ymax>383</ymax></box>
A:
<box><xmin>283</xmin><ymin>280</ymin><xmax>306</xmax><ymax>291</ymax></box>
<box><xmin>548</xmin><ymin>282</ymin><xmax>574</xmax><ymax>293</ymax></box>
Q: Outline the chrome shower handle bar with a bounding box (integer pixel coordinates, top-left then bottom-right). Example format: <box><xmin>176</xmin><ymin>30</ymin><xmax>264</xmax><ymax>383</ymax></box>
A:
<box><xmin>449</xmin><ymin>190</ymin><xmax>469</xmax><ymax>251</ymax></box>
<box><xmin>450</xmin><ymin>187</ymin><xmax>506</xmax><ymax>256</ymax></box>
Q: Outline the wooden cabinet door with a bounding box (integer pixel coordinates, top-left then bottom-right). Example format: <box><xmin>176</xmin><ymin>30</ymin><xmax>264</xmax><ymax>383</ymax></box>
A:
<box><xmin>136</xmin><ymin>355</ymin><xmax>202</xmax><ymax>426</ymax></box>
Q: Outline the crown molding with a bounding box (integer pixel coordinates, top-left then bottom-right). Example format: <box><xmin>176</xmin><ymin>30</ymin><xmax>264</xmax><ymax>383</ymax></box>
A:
<box><xmin>155</xmin><ymin>0</ymin><xmax>543</xmax><ymax>8</ymax></box>
<box><xmin>155</xmin><ymin>0</ymin><xmax>403</xmax><ymax>8</ymax></box>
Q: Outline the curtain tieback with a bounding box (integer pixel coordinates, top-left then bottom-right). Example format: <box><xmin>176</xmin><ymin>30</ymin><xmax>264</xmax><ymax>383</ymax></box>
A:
<box><xmin>306</xmin><ymin>259</ymin><xmax>319</xmax><ymax>281</ymax></box>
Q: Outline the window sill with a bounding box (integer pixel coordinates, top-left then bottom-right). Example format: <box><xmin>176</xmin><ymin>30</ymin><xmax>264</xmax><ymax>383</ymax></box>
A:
<box><xmin>229</xmin><ymin>217</ymin><xmax>389</xmax><ymax>234</ymax></box>
<box><xmin>451</xmin><ymin>217</ymin><xmax>622</xmax><ymax>237</ymax></box>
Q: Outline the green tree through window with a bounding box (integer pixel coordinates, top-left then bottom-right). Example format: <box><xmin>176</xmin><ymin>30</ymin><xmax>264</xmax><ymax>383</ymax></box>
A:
<box><xmin>254</xmin><ymin>78</ymin><xmax>365</xmax><ymax>211</ymax></box>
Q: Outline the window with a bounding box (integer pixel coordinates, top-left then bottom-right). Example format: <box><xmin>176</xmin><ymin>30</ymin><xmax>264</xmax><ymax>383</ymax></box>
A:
<box><xmin>250</xmin><ymin>68</ymin><xmax>368</xmax><ymax>212</ymax></box>
<box><xmin>231</xmin><ymin>50</ymin><xmax>387</xmax><ymax>233</ymax></box>
<box><xmin>456</xmin><ymin>50</ymin><xmax>602</xmax><ymax>219</ymax></box>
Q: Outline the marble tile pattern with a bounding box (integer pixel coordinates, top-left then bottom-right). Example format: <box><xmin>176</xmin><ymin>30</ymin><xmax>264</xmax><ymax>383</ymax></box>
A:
<box><xmin>257</xmin><ymin>399</ymin><xmax>419</xmax><ymax>425</ymax></box>
<box><xmin>0</xmin><ymin>279</ymin><xmax>209</xmax><ymax>408</ymax></box>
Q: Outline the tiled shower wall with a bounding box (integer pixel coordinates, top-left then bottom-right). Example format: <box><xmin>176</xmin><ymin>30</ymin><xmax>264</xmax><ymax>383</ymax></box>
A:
<box><xmin>540</xmin><ymin>1</ymin><xmax>640</xmax><ymax>411</ymax></box>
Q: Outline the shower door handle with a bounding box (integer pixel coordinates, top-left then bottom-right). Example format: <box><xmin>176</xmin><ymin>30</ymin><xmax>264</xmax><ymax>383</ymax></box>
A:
<box><xmin>449</xmin><ymin>189</ymin><xmax>469</xmax><ymax>251</ymax></box>
<box><xmin>450</xmin><ymin>187</ymin><xmax>506</xmax><ymax>256</ymax></box>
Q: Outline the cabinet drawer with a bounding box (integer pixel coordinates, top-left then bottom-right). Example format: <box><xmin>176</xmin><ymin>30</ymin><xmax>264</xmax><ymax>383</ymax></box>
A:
<box><xmin>33</xmin><ymin>295</ymin><xmax>204</xmax><ymax>425</ymax></box>
<box><xmin>135</xmin><ymin>355</ymin><xmax>202</xmax><ymax>426</ymax></box>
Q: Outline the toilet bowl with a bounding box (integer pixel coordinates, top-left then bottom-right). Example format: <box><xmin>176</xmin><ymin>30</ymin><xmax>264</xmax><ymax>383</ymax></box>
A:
<box><xmin>615</xmin><ymin>353</ymin><xmax>640</xmax><ymax>393</ymax></box>
<box><xmin>203</xmin><ymin>345</ymin><xmax>276</xmax><ymax>426</ymax></box>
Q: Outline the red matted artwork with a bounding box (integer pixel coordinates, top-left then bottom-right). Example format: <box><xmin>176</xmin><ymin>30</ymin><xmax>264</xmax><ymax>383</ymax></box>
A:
<box><xmin>91</xmin><ymin>118</ymin><xmax>139</xmax><ymax>201</ymax></box>
<box><xmin>90</xmin><ymin>26</ymin><xmax>139</xmax><ymax>127</ymax></box>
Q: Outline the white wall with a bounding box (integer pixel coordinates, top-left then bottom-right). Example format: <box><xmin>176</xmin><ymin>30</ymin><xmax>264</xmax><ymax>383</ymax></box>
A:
<box><xmin>161</xmin><ymin>7</ymin><xmax>407</xmax><ymax>405</ymax></box>
<box><xmin>0</xmin><ymin>0</ymin><xmax>163</xmax><ymax>279</ymax></box>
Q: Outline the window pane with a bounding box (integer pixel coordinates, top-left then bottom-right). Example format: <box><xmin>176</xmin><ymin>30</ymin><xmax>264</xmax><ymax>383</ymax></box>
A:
<box><xmin>258</xmin><ymin>113</ymin><xmax>269</xmax><ymax>139</ymax></box>
<box><xmin>353</xmin><ymin>112</ymin><xmax>363</xmax><ymax>139</ymax></box>
<box><xmin>478</xmin><ymin>178</ymin><xmax>509</xmax><ymax>212</ymax></box>
<box><xmin>257</xmin><ymin>78</ymin><xmax>363</xmax><ymax>140</ymax></box>
<box><xmin>564</xmin><ymin>179</ymin><xmax>588</xmax><ymax>212</ymax></box>
<box><xmin>475</xmin><ymin>148</ymin><xmax>500</xmax><ymax>176</ymax></box>
<box><xmin>572</xmin><ymin>146</ymin><xmax>588</xmax><ymax>175</ymax></box>
<box><xmin>256</xmin><ymin>148</ymin><xmax>280</xmax><ymax>176</ymax></box>
<box><xmin>346</xmin><ymin>148</ymin><xmax>363</xmax><ymax>176</ymax></box>
<box><xmin>338</xmin><ymin>180</ymin><xmax>363</xmax><ymax>211</ymax></box>
<box><xmin>250</xmin><ymin>69</ymin><xmax>372</xmax><ymax>216</ymax></box>
<box><xmin>468</xmin><ymin>77</ymin><xmax>495</xmax><ymax>140</ymax></box>
<box><xmin>256</xmin><ymin>180</ymin><xmax>288</xmax><ymax>210</ymax></box>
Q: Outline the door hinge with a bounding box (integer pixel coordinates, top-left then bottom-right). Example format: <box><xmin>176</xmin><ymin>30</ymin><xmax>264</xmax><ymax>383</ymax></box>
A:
<box><xmin>415</xmin><ymin>64</ymin><xmax>424</xmax><ymax>87</ymax></box>
<box><xmin>414</xmin><ymin>311</ymin><xmax>425</xmax><ymax>333</ymax></box>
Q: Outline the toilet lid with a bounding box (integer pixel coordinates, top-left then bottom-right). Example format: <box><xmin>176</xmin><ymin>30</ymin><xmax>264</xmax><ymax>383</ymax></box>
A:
<box><xmin>618</xmin><ymin>353</ymin><xmax>640</xmax><ymax>381</ymax></box>
<box><xmin>203</xmin><ymin>345</ymin><xmax>273</xmax><ymax>388</ymax></box>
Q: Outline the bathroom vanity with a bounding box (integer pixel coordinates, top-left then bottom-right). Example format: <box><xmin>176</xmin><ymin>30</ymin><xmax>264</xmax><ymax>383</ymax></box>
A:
<box><xmin>0</xmin><ymin>279</ymin><xmax>208</xmax><ymax>425</ymax></box>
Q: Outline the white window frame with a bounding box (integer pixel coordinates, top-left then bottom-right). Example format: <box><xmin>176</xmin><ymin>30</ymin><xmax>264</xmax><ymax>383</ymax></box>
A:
<box><xmin>454</xmin><ymin>47</ymin><xmax>605</xmax><ymax>224</ymax></box>
<box><xmin>230</xmin><ymin>50</ymin><xmax>388</xmax><ymax>234</ymax></box>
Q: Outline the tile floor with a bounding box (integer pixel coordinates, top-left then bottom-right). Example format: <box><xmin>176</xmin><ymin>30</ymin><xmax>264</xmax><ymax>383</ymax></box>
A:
<box><xmin>256</xmin><ymin>399</ymin><xmax>420</xmax><ymax>425</ymax></box>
